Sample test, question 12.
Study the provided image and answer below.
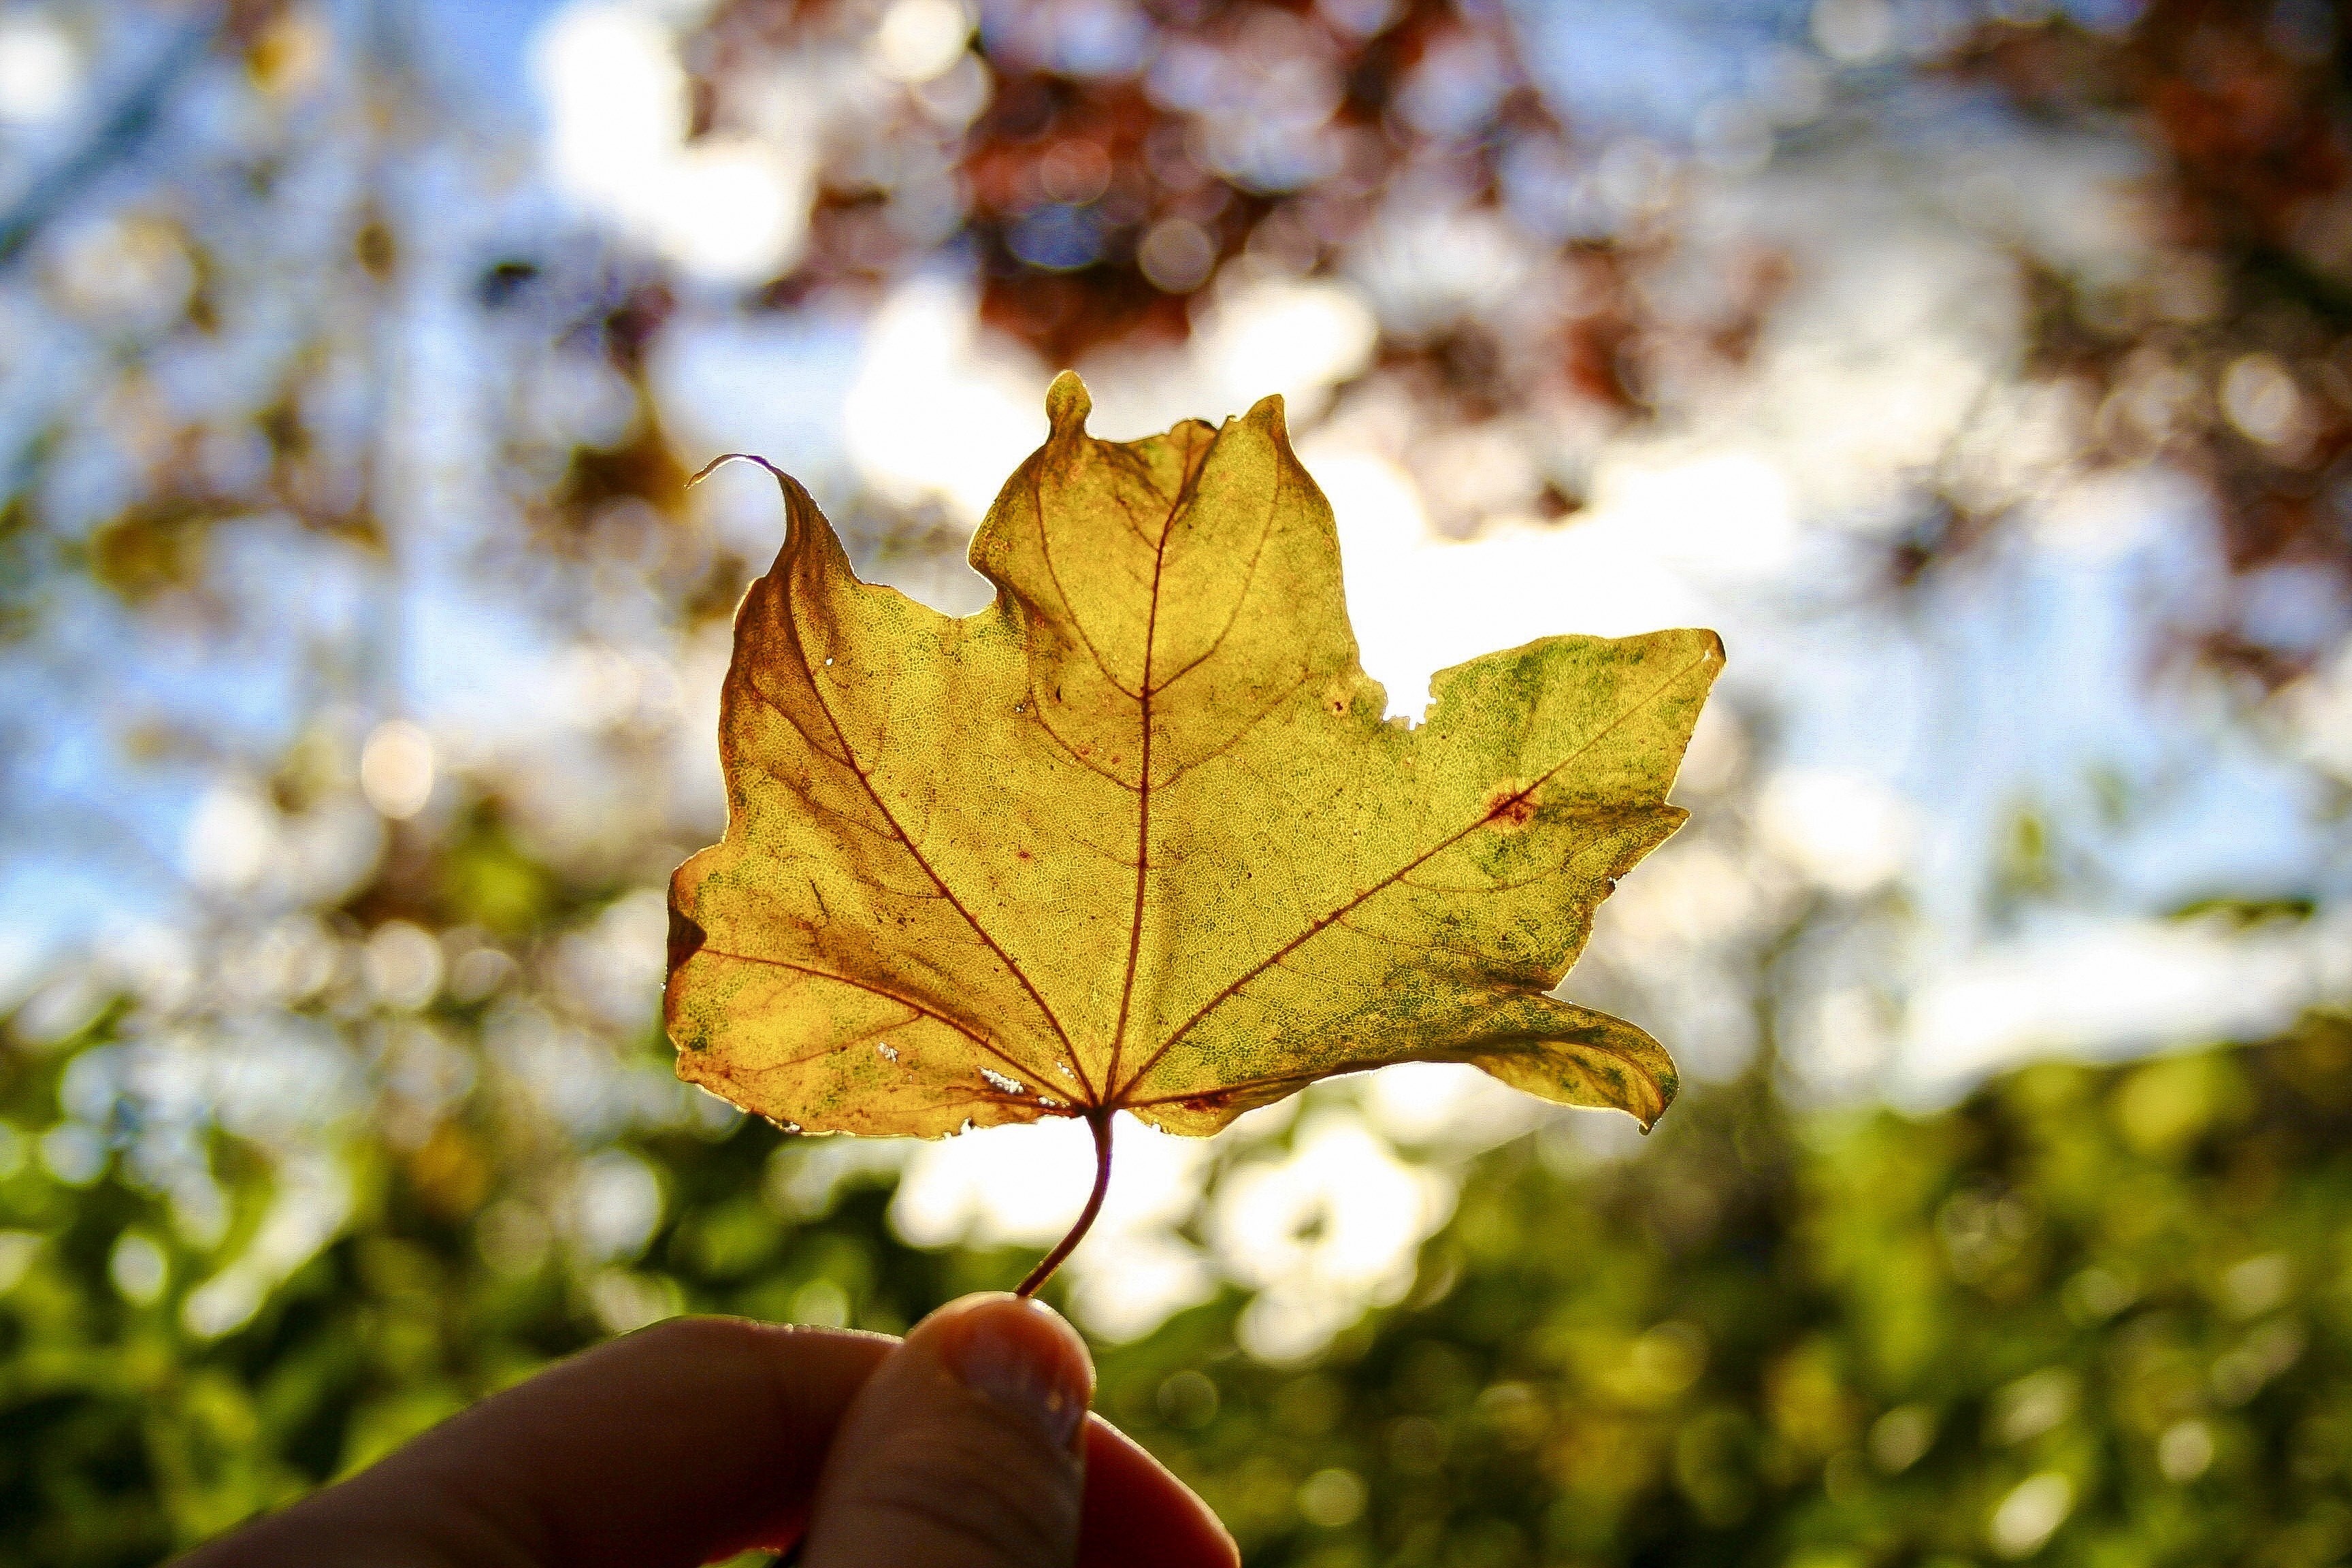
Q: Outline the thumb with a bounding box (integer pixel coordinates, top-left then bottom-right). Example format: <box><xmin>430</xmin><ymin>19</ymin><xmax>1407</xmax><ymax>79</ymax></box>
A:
<box><xmin>801</xmin><ymin>1292</ymin><xmax>1094</xmax><ymax>1568</ymax></box>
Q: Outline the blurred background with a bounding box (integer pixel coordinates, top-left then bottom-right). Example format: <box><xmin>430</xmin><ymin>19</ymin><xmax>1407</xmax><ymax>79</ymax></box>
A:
<box><xmin>2</xmin><ymin>0</ymin><xmax>2350</xmax><ymax>1562</ymax></box>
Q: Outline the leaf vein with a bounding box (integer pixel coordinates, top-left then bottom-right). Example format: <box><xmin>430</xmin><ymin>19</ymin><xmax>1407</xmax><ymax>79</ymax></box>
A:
<box><xmin>779</xmin><ymin>569</ymin><xmax>1098</xmax><ymax>1099</ymax></box>
<box><xmin>1113</xmin><ymin>647</ymin><xmax>1716</xmax><ymax>1102</ymax></box>
<box><xmin>689</xmin><ymin>946</ymin><xmax>1057</xmax><ymax>1085</ymax></box>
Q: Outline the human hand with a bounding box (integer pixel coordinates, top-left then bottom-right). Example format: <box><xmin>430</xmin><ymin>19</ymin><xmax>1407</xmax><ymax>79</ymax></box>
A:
<box><xmin>176</xmin><ymin>1292</ymin><xmax>1237</xmax><ymax>1568</ymax></box>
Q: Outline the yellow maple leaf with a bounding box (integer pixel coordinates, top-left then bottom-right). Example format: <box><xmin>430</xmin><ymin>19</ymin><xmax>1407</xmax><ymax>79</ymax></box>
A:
<box><xmin>668</xmin><ymin>373</ymin><xmax>1722</xmax><ymax>1288</ymax></box>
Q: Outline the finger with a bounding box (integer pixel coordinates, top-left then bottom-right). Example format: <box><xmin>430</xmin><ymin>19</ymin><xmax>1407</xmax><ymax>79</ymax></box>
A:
<box><xmin>173</xmin><ymin>1308</ymin><xmax>1237</xmax><ymax>1568</ymax></box>
<box><xmin>802</xmin><ymin>1293</ymin><xmax>1095</xmax><ymax>1568</ymax></box>
<box><xmin>1079</xmin><ymin>1416</ymin><xmax>1239</xmax><ymax>1568</ymax></box>
<box><xmin>175</xmin><ymin>1317</ymin><xmax>893</xmax><ymax>1568</ymax></box>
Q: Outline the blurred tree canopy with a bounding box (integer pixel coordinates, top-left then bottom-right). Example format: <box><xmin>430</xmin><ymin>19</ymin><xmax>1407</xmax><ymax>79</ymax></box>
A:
<box><xmin>6</xmin><ymin>998</ymin><xmax>2349</xmax><ymax>1566</ymax></box>
<box><xmin>1937</xmin><ymin>0</ymin><xmax>2352</xmax><ymax>678</ymax></box>
<box><xmin>3</xmin><ymin>0</ymin><xmax>2351</xmax><ymax>1564</ymax></box>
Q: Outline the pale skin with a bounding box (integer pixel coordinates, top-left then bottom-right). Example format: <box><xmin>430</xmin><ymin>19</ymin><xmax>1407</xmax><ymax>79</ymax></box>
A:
<box><xmin>176</xmin><ymin>1293</ymin><xmax>1237</xmax><ymax>1568</ymax></box>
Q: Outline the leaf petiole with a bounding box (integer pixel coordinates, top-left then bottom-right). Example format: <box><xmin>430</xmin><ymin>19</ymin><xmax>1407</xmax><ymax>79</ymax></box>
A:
<box><xmin>1015</xmin><ymin>1109</ymin><xmax>1113</xmax><ymax>1298</ymax></box>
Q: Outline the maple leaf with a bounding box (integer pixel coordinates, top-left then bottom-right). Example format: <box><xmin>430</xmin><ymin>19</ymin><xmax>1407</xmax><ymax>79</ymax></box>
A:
<box><xmin>668</xmin><ymin>373</ymin><xmax>1722</xmax><ymax>1290</ymax></box>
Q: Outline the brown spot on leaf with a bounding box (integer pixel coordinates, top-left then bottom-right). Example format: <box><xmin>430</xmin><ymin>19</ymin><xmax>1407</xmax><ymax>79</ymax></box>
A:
<box><xmin>1483</xmin><ymin>784</ymin><xmax>1539</xmax><ymax>828</ymax></box>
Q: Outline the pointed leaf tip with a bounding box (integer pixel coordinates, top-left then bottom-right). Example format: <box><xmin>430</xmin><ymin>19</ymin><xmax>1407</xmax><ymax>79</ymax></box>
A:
<box><xmin>687</xmin><ymin>451</ymin><xmax>793</xmax><ymax>491</ymax></box>
<box><xmin>1046</xmin><ymin>370</ymin><xmax>1092</xmax><ymax>432</ymax></box>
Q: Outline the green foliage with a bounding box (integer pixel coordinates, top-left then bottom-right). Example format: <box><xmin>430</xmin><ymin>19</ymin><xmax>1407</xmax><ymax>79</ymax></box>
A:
<box><xmin>1103</xmin><ymin>1017</ymin><xmax>2352</xmax><ymax>1567</ymax></box>
<box><xmin>5</xmin><ymin>1009</ymin><xmax>2351</xmax><ymax>1566</ymax></box>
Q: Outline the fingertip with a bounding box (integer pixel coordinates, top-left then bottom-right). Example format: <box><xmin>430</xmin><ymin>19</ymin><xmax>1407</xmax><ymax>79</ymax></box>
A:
<box><xmin>909</xmin><ymin>1299</ymin><xmax>1234</xmax><ymax>1567</ymax></box>
<box><xmin>913</xmin><ymin>1292</ymin><xmax>1095</xmax><ymax>1454</ymax></box>
<box><xmin>802</xmin><ymin>1292</ymin><xmax>1096</xmax><ymax>1567</ymax></box>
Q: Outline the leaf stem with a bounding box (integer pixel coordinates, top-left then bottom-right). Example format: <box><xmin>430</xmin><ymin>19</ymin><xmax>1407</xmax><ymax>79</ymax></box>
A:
<box><xmin>1015</xmin><ymin>1109</ymin><xmax>1113</xmax><ymax>1298</ymax></box>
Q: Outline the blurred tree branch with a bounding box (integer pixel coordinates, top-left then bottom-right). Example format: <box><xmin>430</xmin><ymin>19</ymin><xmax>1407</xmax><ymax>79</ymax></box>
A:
<box><xmin>0</xmin><ymin>5</ymin><xmax>231</xmax><ymax>270</ymax></box>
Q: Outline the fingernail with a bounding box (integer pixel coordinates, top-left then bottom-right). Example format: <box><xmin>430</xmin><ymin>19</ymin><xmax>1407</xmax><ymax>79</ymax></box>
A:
<box><xmin>937</xmin><ymin>1296</ymin><xmax>1092</xmax><ymax>1452</ymax></box>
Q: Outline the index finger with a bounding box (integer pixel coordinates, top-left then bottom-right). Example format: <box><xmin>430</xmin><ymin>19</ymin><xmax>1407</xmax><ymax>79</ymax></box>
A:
<box><xmin>176</xmin><ymin>1317</ymin><xmax>888</xmax><ymax>1567</ymax></box>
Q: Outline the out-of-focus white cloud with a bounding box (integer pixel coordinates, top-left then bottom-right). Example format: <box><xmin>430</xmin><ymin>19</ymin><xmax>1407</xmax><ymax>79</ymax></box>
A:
<box><xmin>844</xmin><ymin>278</ymin><xmax>1047</xmax><ymax>523</ymax></box>
<box><xmin>1348</xmin><ymin>206</ymin><xmax>1536</xmax><ymax>338</ymax></box>
<box><xmin>2029</xmin><ymin>463</ymin><xmax>2178</xmax><ymax>559</ymax></box>
<box><xmin>0</xmin><ymin>15</ymin><xmax>78</xmax><ymax>125</ymax></box>
<box><xmin>182</xmin><ymin>784</ymin><xmax>386</xmax><ymax>910</ymax></box>
<box><xmin>535</xmin><ymin>7</ymin><xmax>684</xmax><ymax>215</ymax></box>
<box><xmin>2282</xmin><ymin>643</ymin><xmax>2352</xmax><ymax>783</ymax></box>
<box><xmin>1298</xmin><ymin>432</ymin><xmax>1776</xmax><ymax>719</ymax></box>
<box><xmin>1212</xmin><ymin>1113</ymin><xmax>1454</xmax><ymax>1361</ymax></box>
<box><xmin>1360</xmin><ymin>1060</ymin><xmax>1550</xmax><ymax>1151</ymax></box>
<box><xmin>1080</xmin><ymin>276</ymin><xmax>1380</xmax><ymax>440</ymax></box>
<box><xmin>1757</xmin><ymin>768</ymin><xmax>1917</xmax><ymax>895</ymax></box>
<box><xmin>657</xmin><ymin>141</ymin><xmax>813</xmax><ymax>282</ymax></box>
<box><xmin>1067</xmin><ymin>1231</ymin><xmax>1215</xmax><ymax>1343</ymax></box>
<box><xmin>1603</xmin><ymin>450</ymin><xmax>1799</xmax><ymax>581</ymax></box>
<box><xmin>551</xmin><ymin>889</ymin><xmax>669</xmax><ymax>1032</ymax></box>
<box><xmin>892</xmin><ymin>1115</ymin><xmax>1102</xmax><ymax>1250</ymax></box>
<box><xmin>360</xmin><ymin>720</ymin><xmax>436</xmax><ymax>820</ymax></box>
<box><xmin>889</xmin><ymin>1094</ymin><xmax>1465</xmax><ymax>1351</ymax></box>
<box><xmin>568</xmin><ymin>1147</ymin><xmax>666</xmax><ymax>1262</ymax></box>
<box><xmin>1894</xmin><ymin>911</ymin><xmax>2352</xmax><ymax>1104</ymax></box>
<box><xmin>532</xmin><ymin>4</ymin><xmax>814</xmax><ymax>284</ymax></box>
<box><xmin>892</xmin><ymin>1111</ymin><xmax>1216</xmax><ymax>1340</ymax></box>
<box><xmin>869</xmin><ymin>0</ymin><xmax>972</xmax><ymax>83</ymax></box>
<box><xmin>1193</xmin><ymin>278</ymin><xmax>1377</xmax><ymax>423</ymax></box>
<box><xmin>653</xmin><ymin>313</ymin><xmax>865</xmax><ymax>519</ymax></box>
<box><xmin>1601</xmin><ymin>837</ymin><xmax>1767</xmax><ymax>949</ymax></box>
<box><xmin>184</xmin><ymin>785</ymin><xmax>274</xmax><ymax>892</ymax></box>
